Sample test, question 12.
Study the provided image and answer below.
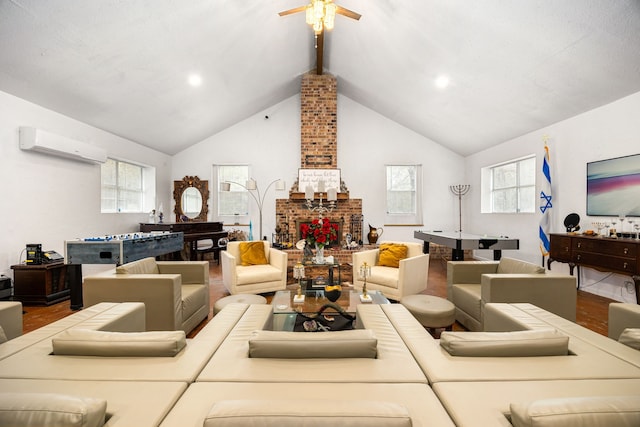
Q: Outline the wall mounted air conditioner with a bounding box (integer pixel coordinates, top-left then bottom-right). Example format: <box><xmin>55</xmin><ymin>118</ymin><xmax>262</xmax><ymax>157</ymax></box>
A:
<box><xmin>19</xmin><ymin>127</ymin><xmax>107</xmax><ymax>164</ymax></box>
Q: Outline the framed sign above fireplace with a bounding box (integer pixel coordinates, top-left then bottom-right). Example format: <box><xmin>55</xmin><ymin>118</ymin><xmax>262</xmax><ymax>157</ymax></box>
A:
<box><xmin>298</xmin><ymin>168</ymin><xmax>341</xmax><ymax>192</ymax></box>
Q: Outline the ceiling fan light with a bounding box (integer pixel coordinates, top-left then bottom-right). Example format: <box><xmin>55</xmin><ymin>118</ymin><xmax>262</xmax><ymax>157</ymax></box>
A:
<box><xmin>313</xmin><ymin>20</ymin><xmax>323</xmax><ymax>34</ymax></box>
<box><xmin>305</xmin><ymin>4</ymin><xmax>314</xmax><ymax>25</ymax></box>
<box><xmin>324</xmin><ymin>3</ymin><xmax>336</xmax><ymax>29</ymax></box>
<box><xmin>313</xmin><ymin>0</ymin><xmax>324</xmax><ymax>19</ymax></box>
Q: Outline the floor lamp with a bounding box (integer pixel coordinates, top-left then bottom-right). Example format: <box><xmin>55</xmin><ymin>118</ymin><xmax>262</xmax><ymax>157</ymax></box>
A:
<box><xmin>221</xmin><ymin>178</ymin><xmax>285</xmax><ymax>240</ymax></box>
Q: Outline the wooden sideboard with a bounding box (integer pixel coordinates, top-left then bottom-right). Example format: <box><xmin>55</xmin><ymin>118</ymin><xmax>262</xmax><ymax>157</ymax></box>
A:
<box><xmin>11</xmin><ymin>262</ymin><xmax>70</xmax><ymax>305</ymax></box>
<box><xmin>548</xmin><ymin>233</ymin><xmax>639</xmax><ymax>304</ymax></box>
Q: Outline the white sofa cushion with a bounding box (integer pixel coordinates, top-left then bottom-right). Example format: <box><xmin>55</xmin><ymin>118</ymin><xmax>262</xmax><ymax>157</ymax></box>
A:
<box><xmin>115</xmin><ymin>257</ymin><xmax>159</xmax><ymax>274</ymax></box>
<box><xmin>440</xmin><ymin>329</ymin><xmax>569</xmax><ymax>357</ymax></box>
<box><xmin>248</xmin><ymin>329</ymin><xmax>378</xmax><ymax>359</ymax></box>
<box><xmin>203</xmin><ymin>399</ymin><xmax>411</xmax><ymax>427</ymax></box>
<box><xmin>510</xmin><ymin>396</ymin><xmax>640</xmax><ymax>427</ymax></box>
<box><xmin>236</xmin><ymin>264</ymin><xmax>282</xmax><ymax>285</ymax></box>
<box><xmin>497</xmin><ymin>257</ymin><xmax>545</xmax><ymax>274</ymax></box>
<box><xmin>0</xmin><ymin>392</ymin><xmax>106</xmax><ymax>427</ymax></box>
<box><xmin>52</xmin><ymin>329</ymin><xmax>186</xmax><ymax>357</ymax></box>
<box><xmin>0</xmin><ymin>325</ymin><xmax>7</xmax><ymax>344</ymax></box>
<box><xmin>618</xmin><ymin>328</ymin><xmax>640</xmax><ymax>350</ymax></box>
<box><xmin>369</xmin><ymin>266</ymin><xmax>400</xmax><ymax>289</ymax></box>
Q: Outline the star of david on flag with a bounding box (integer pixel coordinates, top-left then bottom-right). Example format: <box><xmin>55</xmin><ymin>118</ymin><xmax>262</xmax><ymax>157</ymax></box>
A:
<box><xmin>539</xmin><ymin>138</ymin><xmax>553</xmax><ymax>259</ymax></box>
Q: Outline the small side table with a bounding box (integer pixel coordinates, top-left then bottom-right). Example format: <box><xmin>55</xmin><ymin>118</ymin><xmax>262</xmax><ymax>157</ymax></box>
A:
<box><xmin>10</xmin><ymin>262</ymin><xmax>70</xmax><ymax>305</ymax></box>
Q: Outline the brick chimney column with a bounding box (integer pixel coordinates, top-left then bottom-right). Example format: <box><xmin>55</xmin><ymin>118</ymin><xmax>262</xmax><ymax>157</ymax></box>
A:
<box><xmin>300</xmin><ymin>72</ymin><xmax>337</xmax><ymax>168</ymax></box>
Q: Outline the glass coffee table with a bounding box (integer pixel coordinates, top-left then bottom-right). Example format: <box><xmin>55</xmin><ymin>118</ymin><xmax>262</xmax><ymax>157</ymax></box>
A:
<box><xmin>271</xmin><ymin>288</ymin><xmax>389</xmax><ymax>331</ymax></box>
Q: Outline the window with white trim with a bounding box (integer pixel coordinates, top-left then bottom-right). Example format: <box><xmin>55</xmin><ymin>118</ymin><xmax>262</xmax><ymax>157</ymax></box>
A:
<box><xmin>101</xmin><ymin>158</ymin><xmax>154</xmax><ymax>213</ymax></box>
<box><xmin>481</xmin><ymin>156</ymin><xmax>536</xmax><ymax>213</ymax></box>
<box><xmin>385</xmin><ymin>164</ymin><xmax>423</xmax><ymax>225</ymax></box>
<box><xmin>215</xmin><ymin>164</ymin><xmax>250</xmax><ymax>221</ymax></box>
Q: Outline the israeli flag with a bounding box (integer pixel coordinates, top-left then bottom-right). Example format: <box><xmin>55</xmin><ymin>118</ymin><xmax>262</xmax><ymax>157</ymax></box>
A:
<box><xmin>539</xmin><ymin>139</ymin><xmax>553</xmax><ymax>258</ymax></box>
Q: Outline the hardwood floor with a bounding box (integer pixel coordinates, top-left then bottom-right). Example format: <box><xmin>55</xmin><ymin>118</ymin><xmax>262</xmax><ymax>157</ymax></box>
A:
<box><xmin>20</xmin><ymin>258</ymin><xmax>614</xmax><ymax>337</ymax></box>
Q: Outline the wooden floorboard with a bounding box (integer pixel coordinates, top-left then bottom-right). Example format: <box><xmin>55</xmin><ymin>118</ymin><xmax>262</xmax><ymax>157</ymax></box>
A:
<box><xmin>20</xmin><ymin>258</ymin><xmax>615</xmax><ymax>337</ymax></box>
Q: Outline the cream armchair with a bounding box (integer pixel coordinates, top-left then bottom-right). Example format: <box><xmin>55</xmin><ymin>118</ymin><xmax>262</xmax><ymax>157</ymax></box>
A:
<box><xmin>352</xmin><ymin>241</ymin><xmax>429</xmax><ymax>301</ymax></box>
<box><xmin>221</xmin><ymin>241</ymin><xmax>288</xmax><ymax>295</ymax></box>
<box><xmin>608</xmin><ymin>302</ymin><xmax>640</xmax><ymax>340</ymax></box>
<box><xmin>0</xmin><ymin>301</ymin><xmax>22</xmax><ymax>342</ymax></box>
<box><xmin>83</xmin><ymin>257</ymin><xmax>209</xmax><ymax>333</ymax></box>
<box><xmin>447</xmin><ymin>257</ymin><xmax>577</xmax><ymax>331</ymax></box>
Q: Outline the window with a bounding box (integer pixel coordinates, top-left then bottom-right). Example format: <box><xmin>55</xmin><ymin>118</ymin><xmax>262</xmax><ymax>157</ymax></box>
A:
<box><xmin>482</xmin><ymin>156</ymin><xmax>536</xmax><ymax>213</ymax></box>
<box><xmin>385</xmin><ymin>164</ymin><xmax>423</xmax><ymax>225</ymax></box>
<box><xmin>215</xmin><ymin>164</ymin><xmax>250</xmax><ymax>220</ymax></box>
<box><xmin>101</xmin><ymin>158</ymin><xmax>154</xmax><ymax>213</ymax></box>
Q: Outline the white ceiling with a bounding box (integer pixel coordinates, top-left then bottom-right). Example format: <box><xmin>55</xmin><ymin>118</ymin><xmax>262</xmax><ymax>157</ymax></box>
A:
<box><xmin>1</xmin><ymin>0</ymin><xmax>640</xmax><ymax>156</ymax></box>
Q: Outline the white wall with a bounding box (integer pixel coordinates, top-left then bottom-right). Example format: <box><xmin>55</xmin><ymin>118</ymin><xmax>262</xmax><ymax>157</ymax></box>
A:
<box><xmin>171</xmin><ymin>95</ymin><xmax>301</xmax><ymax>239</ymax></box>
<box><xmin>0</xmin><ymin>90</ymin><xmax>172</xmax><ymax>278</ymax></box>
<box><xmin>338</xmin><ymin>95</ymin><xmax>465</xmax><ymax>242</ymax></box>
<box><xmin>171</xmin><ymin>91</ymin><xmax>465</xmax><ymax>244</ymax></box>
<box><xmin>464</xmin><ymin>91</ymin><xmax>640</xmax><ymax>303</ymax></box>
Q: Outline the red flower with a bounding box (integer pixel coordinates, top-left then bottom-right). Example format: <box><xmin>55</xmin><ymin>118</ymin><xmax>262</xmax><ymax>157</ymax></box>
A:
<box><xmin>301</xmin><ymin>217</ymin><xmax>338</xmax><ymax>249</ymax></box>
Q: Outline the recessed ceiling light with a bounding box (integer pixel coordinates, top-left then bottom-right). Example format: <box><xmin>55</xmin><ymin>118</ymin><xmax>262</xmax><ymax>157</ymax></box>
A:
<box><xmin>188</xmin><ymin>74</ymin><xmax>202</xmax><ymax>87</ymax></box>
<box><xmin>434</xmin><ymin>75</ymin><xmax>450</xmax><ymax>89</ymax></box>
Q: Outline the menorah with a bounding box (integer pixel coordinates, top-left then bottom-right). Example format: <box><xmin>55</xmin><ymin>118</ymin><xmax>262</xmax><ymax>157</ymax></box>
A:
<box><xmin>449</xmin><ymin>184</ymin><xmax>471</xmax><ymax>232</ymax></box>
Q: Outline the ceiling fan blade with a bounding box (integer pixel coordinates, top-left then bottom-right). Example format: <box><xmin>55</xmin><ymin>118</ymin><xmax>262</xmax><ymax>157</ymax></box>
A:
<box><xmin>336</xmin><ymin>5</ymin><xmax>361</xmax><ymax>20</ymax></box>
<box><xmin>278</xmin><ymin>6</ymin><xmax>307</xmax><ymax>17</ymax></box>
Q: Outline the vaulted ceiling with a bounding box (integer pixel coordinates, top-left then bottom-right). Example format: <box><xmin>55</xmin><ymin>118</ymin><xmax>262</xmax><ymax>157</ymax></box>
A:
<box><xmin>1</xmin><ymin>1</ymin><xmax>640</xmax><ymax>156</ymax></box>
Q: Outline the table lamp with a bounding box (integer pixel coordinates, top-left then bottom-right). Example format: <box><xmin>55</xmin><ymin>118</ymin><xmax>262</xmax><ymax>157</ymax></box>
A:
<box><xmin>358</xmin><ymin>262</ymin><xmax>372</xmax><ymax>302</ymax></box>
<box><xmin>293</xmin><ymin>262</ymin><xmax>306</xmax><ymax>303</ymax></box>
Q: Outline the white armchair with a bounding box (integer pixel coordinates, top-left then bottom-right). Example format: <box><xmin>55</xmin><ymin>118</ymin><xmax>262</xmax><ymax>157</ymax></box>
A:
<box><xmin>352</xmin><ymin>241</ymin><xmax>429</xmax><ymax>301</ymax></box>
<box><xmin>221</xmin><ymin>241</ymin><xmax>288</xmax><ymax>295</ymax></box>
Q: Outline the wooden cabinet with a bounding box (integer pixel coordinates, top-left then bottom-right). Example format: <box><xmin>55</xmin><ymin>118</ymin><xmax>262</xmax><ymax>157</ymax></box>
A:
<box><xmin>11</xmin><ymin>262</ymin><xmax>70</xmax><ymax>305</ymax></box>
<box><xmin>549</xmin><ymin>233</ymin><xmax>640</xmax><ymax>303</ymax></box>
<box><xmin>549</xmin><ymin>234</ymin><xmax>572</xmax><ymax>263</ymax></box>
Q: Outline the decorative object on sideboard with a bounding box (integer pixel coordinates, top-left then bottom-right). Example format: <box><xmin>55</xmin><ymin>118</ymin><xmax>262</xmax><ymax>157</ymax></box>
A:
<box><xmin>563</xmin><ymin>213</ymin><xmax>580</xmax><ymax>233</ymax></box>
<box><xmin>449</xmin><ymin>184</ymin><xmax>471</xmax><ymax>233</ymax></box>
<box><xmin>221</xmin><ymin>178</ymin><xmax>285</xmax><ymax>241</ymax></box>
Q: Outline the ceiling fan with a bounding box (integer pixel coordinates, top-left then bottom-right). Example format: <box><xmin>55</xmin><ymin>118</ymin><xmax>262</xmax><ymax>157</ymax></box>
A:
<box><xmin>279</xmin><ymin>0</ymin><xmax>361</xmax><ymax>35</ymax></box>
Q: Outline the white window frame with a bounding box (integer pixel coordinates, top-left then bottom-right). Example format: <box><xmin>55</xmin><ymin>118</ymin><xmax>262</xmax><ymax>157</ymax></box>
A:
<box><xmin>214</xmin><ymin>164</ymin><xmax>251</xmax><ymax>224</ymax></box>
<box><xmin>101</xmin><ymin>158</ymin><xmax>155</xmax><ymax>213</ymax></box>
<box><xmin>385</xmin><ymin>164</ymin><xmax>423</xmax><ymax>225</ymax></box>
<box><xmin>481</xmin><ymin>155</ymin><xmax>536</xmax><ymax>214</ymax></box>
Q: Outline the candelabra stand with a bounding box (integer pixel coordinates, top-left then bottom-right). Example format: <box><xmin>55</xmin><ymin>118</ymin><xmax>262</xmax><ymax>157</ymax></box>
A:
<box><xmin>221</xmin><ymin>178</ymin><xmax>285</xmax><ymax>240</ymax></box>
<box><xmin>293</xmin><ymin>262</ymin><xmax>306</xmax><ymax>303</ymax></box>
<box><xmin>304</xmin><ymin>181</ymin><xmax>338</xmax><ymax>218</ymax></box>
<box><xmin>305</xmin><ymin>193</ymin><xmax>337</xmax><ymax>220</ymax></box>
<box><xmin>358</xmin><ymin>262</ymin><xmax>372</xmax><ymax>302</ymax></box>
<box><xmin>449</xmin><ymin>184</ymin><xmax>471</xmax><ymax>232</ymax></box>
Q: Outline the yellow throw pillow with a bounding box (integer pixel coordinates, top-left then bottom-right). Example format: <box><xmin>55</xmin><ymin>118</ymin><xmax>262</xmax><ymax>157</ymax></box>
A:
<box><xmin>239</xmin><ymin>241</ymin><xmax>268</xmax><ymax>266</ymax></box>
<box><xmin>378</xmin><ymin>243</ymin><xmax>408</xmax><ymax>268</ymax></box>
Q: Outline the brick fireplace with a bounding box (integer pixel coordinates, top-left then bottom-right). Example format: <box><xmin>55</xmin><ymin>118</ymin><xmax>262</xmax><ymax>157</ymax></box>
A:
<box><xmin>275</xmin><ymin>71</ymin><xmax>363</xmax><ymax>253</ymax></box>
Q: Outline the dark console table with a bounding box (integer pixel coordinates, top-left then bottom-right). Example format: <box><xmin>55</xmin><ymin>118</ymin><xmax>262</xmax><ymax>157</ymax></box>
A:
<box><xmin>11</xmin><ymin>262</ymin><xmax>70</xmax><ymax>305</ymax></box>
<box><xmin>548</xmin><ymin>233</ymin><xmax>640</xmax><ymax>304</ymax></box>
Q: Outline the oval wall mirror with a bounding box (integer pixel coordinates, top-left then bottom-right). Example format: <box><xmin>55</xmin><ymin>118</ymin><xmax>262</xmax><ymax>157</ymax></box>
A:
<box><xmin>173</xmin><ymin>175</ymin><xmax>209</xmax><ymax>222</ymax></box>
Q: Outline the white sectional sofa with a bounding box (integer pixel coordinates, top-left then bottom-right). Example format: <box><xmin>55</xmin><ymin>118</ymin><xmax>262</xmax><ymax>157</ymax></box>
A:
<box><xmin>0</xmin><ymin>300</ymin><xmax>639</xmax><ymax>426</ymax></box>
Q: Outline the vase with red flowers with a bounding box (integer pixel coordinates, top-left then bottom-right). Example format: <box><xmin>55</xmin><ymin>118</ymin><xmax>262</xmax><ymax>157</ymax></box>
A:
<box><xmin>300</xmin><ymin>217</ymin><xmax>339</xmax><ymax>264</ymax></box>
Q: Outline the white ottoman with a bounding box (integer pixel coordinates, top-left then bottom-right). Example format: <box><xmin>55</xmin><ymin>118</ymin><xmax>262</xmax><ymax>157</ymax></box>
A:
<box><xmin>213</xmin><ymin>294</ymin><xmax>267</xmax><ymax>315</ymax></box>
<box><xmin>401</xmin><ymin>295</ymin><xmax>455</xmax><ymax>336</ymax></box>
